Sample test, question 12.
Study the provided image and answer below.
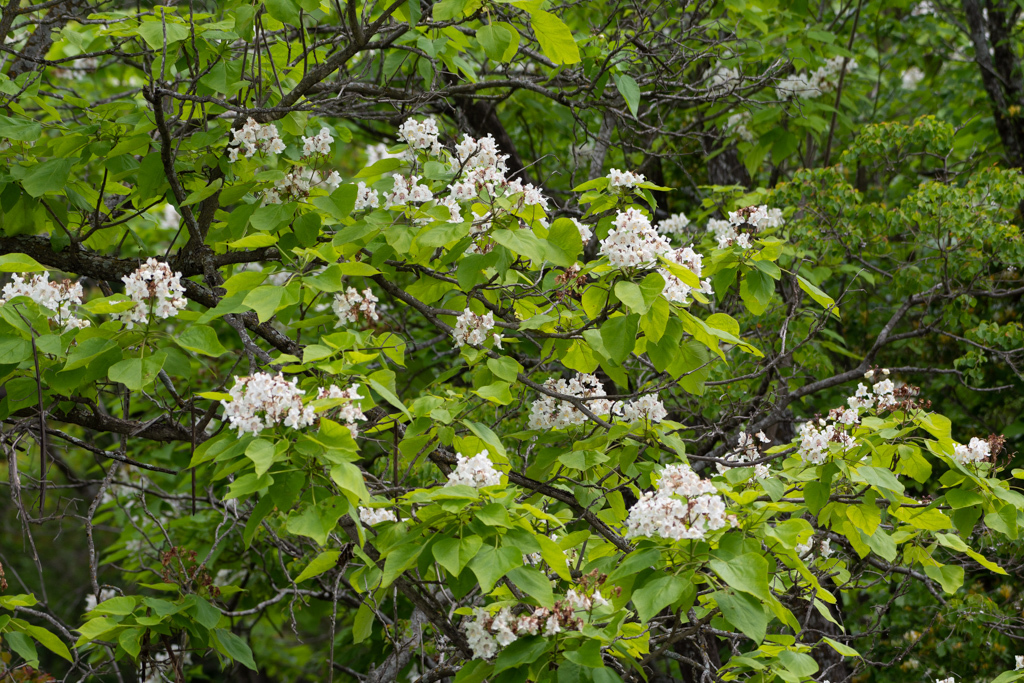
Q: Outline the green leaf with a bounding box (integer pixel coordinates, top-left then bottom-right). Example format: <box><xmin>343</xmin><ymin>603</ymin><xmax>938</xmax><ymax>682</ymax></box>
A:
<box><xmin>507</xmin><ymin>566</ymin><xmax>554</xmax><ymax>607</ymax></box>
<box><xmin>528</xmin><ymin>9</ymin><xmax>580</xmax><ymax>65</ymax></box>
<box><xmin>134</xmin><ymin>17</ymin><xmax>190</xmax><ymax>49</ymax></box>
<box><xmin>366</xmin><ymin>377</ymin><xmax>411</xmax><ymax>418</ymax></box>
<box><xmin>613</xmin><ymin>73</ymin><xmax>641</xmax><ymax>117</ymax></box>
<box><xmin>245</xmin><ymin>439</ymin><xmax>277</xmax><ymax>477</ymax></box>
<box><xmin>469</xmin><ymin>546</ymin><xmax>522</xmax><ymax>592</ymax></box>
<box><xmin>119</xmin><ymin>628</ymin><xmax>143</xmax><ymax>658</ymax></box>
<box><xmin>0</xmin><ymin>115</ymin><xmax>42</xmax><ymax>141</ymax></box>
<box><xmin>493</xmin><ymin>635</ymin><xmax>550</xmax><ymax>674</ymax></box>
<box><xmin>797</xmin><ymin>274</ymin><xmax>839</xmax><ymax>317</ymax></box>
<box><xmin>715</xmin><ymin>591</ymin><xmax>767</xmax><ymax>644</ymax></box>
<box><xmin>739</xmin><ymin>269</ymin><xmax>774</xmax><ymax>315</ymax></box>
<box><xmin>381</xmin><ymin>542</ymin><xmax>424</xmax><ymax>588</ymax></box>
<box><xmin>615</xmin><ymin>281</ymin><xmax>649</xmax><ymax>314</ymax></box>
<box><xmin>477</xmin><ymin>24</ymin><xmax>514</xmax><ymax>62</ymax></box>
<box><xmin>600</xmin><ymin>314</ymin><xmax>639</xmax><ymax>364</ymax></box>
<box><xmin>353</xmin><ymin>603</ymin><xmax>374</xmax><ymax>643</ymax></box>
<box><xmin>709</xmin><ymin>553</ymin><xmax>770</xmax><ymax>601</ymax></box>
<box><xmin>174</xmin><ymin>325</ymin><xmax>229</xmax><ymax>357</ymax></box>
<box><xmin>107</xmin><ymin>353</ymin><xmax>166</xmax><ymax>391</ymax></box>
<box><xmin>21</xmin><ymin>625</ymin><xmax>72</xmax><ymax>662</ymax></box>
<box><xmin>632</xmin><ymin>574</ymin><xmax>687</xmax><ymax>623</ymax></box>
<box><xmin>212</xmin><ymin>629</ymin><xmax>257</xmax><ymax>670</ymax></box>
<box><xmin>295</xmin><ymin>550</ymin><xmax>341</xmax><ymax>582</ymax></box>
<box><xmin>0</xmin><ymin>253</ymin><xmax>47</xmax><ymax>273</ymax></box>
<box><xmin>923</xmin><ymin>563</ymin><xmax>964</xmax><ymax>594</ymax></box>
<box><xmin>21</xmin><ymin>158</ymin><xmax>73</xmax><ymax>197</ymax></box>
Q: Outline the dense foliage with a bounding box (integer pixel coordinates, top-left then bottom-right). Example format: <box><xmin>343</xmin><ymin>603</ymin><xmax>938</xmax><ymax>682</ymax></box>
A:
<box><xmin>0</xmin><ymin>0</ymin><xmax>1022</xmax><ymax>682</ymax></box>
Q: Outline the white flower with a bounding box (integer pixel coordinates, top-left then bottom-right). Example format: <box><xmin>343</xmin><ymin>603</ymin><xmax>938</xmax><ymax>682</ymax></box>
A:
<box><xmin>709</xmin><ymin>205</ymin><xmax>784</xmax><ymax>249</ymax></box>
<box><xmin>445</xmin><ymin>449</ymin><xmax>502</xmax><ymax>488</ymax></box>
<box><xmin>607</xmin><ymin>168</ymin><xmax>646</xmax><ymax>189</ymax></box>
<box><xmin>776</xmin><ymin>57</ymin><xmax>855</xmax><ymax>100</ymax></box>
<box><xmin>366</xmin><ymin>142</ymin><xmax>402</xmax><ymax>165</ymax></box>
<box><xmin>797</xmin><ymin>420</ymin><xmax>857</xmax><ymax>464</ymax></box>
<box><xmin>159</xmin><ymin>204</ymin><xmax>180</xmax><ymax>230</ymax></box>
<box><xmin>230</xmin><ymin>117</ymin><xmax>285</xmax><ymax>159</ymax></box>
<box><xmin>572</xmin><ymin>218</ymin><xmax>593</xmax><ymax>243</ymax></box>
<box><xmin>657</xmin><ymin>213</ymin><xmax>690</xmax><ymax>235</ymax></box>
<box><xmin>317</xmin><ymin>385</ymin><xmax>366</xmax><ymax>437</ymax></box>
<box><xmin>952</xmin><ymin>437</ymin><xmax>990</xmax><ymax>465</ymax></box>
<box><xmin>727</xmin><ymin>111</ymin><xmax>755</xmax><ymax>143</ymax></box>
<box><xmin>621</xmin><ymin>394</ymin><xmax>668</xmax><ymax>423</ymax></box>
<box><xmin>301</xmin><ymin>126</ymin><xmax>334</xmax><ymax>156</ymax></box>
<box><xmin>452</xmin><ymin>309</ymin><xmax>495</xmax><ymax>347</ymax></box>
<box><xmin>600</xmin><ymin>208</ymin><xmax>672</xmax><ymax>268</ymax></box>
<box><xmin>708</xmin><ymin>65</ymin><xmax>742</xmax><ymax>95</ymax></box>
<box><xmin>359</xmin><ymin>507</ymin><xmax>397</xmax><ymax>525</ymax></box>
<box><xmin>1</xmin><ymin>272</ymin><xmax>89</xmax><ymax>330</ymax></box>
<box><xmin>397</xmin><ymin>117</ymin><xmax>442</xmax><ymax>157</ymax></box>
<box><xmin>386</xmin><ymin>174</ymin><xmax>433</xmax><ymax>206</ymax></box>
<box><xmin>528</xmin><ymin>373</ymin><xmax>614</xmax><ymax>429</ymax></box>
<box><xmin>355</xmin><ymin>181</ymin><xmax>380</xmax><ymax>211</ymax></box>
<box><xmin>333</xmin><ymin>287</ymin><xmax>379</xmax><ymax>326</ymax></box>
<box><xmin>116</xmin><ymin>258</ymin><xmax>187</xmax><ymax>328</ymax></box>
<box><xmin>626</xmin><ymin>464</ymin><xmax>729</xmax><ymax>540</ymax></box>
<box><xmin>901</xmin><ymin>67</ymin><xmax>925</xmax><ymax>90</ymax></box>
<box><xmin>223</xmin><ymin>372</ymin><xmax>316</xmax><ymax>436</ymax></box>
<box><xmin>1015</xmin><ymin>655</ymin><xmax>1023</xmax><ymax>670</ymax></box>
<box><xmin>718</xmin><ymin>432</ymin><xmax>769</xmax><ymax>477</ymax></box>
<box><xmin>660</xmin><ymin>245</ymin><xmax>712</xmax><ymax>304</ymax></box>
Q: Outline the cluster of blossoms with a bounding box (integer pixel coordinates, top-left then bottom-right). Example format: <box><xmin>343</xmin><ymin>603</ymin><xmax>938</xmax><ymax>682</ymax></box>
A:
<box><xmin>316</xmin><ymin>385</ymin><xmax>366</xmax><ymax>437</ymax></box>
<box><xmin>776</xmin><ymin>56</ymin><xmax>857</xmax><ymax>100</ymax></box>
<box><xmin>847</xmin><ymin>369</ymin><xmax>899</xmax><ymax>412</ymax></box>
<box><xmin>84</xmin><ymin>588</ymin><xmax>116</xmax><ymax>612</ymax></box>
<box><xmin>386</xmin><ymin>174</ymin><xmax>433</xmax><ymax>206</ymax></box>
<box><xmin>566</xmin><ymin>587</ymin><xmax>610</xmax><ymax>612</ymax></box>
<box><xmin>607</xmin><ymin>168</ymin><xmax>646</xmax><ymax>189</ymax></box>
<box><xmin>661</xmin><ymin>245</ymin><xmax>714</xmax><ymax>304</ymax></box>
<box><xmin>707</xmin><ymin>65</ymin><xmax>742</xmax><ymax>96</ymax></box>
<box><xmin>446</xmin><ymin>132</ymin><xmax>548</xmax><ymax>210</ymax></box>
<box><xmin>452</xmin><ymin>308</ymin><xmax>498</xmax><ymax>347</ymax></box>
<box><xmin>727</xmin><ymin>111</ymin><xmax>755</xmax><ymax>143</ymax></box>
<box><xmin>397</xmin><ymin>117</ymin><xmax>442</xmax><ymax>157</ymax></box>
<box><xmin>657</xmin><ymin>212</ymin><xmax>691</xmax><ymax>236</ymax></box>
<box><xmin>358</xmin><ymin>506</ymin><xmax>397</xmax><ymax>525</ymax></box>
<box><xmin>707</xmin><ymin>205</ymin><xmax>785</xmax><ymax>249</ymax></box>
<box><xmin>229</xmin><ymin>117</ymin><xmax>286</xmax><ymax>160</ymax></box>
<box><xmin>465</xmin><ymin>602</ymin><xmax>584</xmax><ymax>660</ymax></box>
<box><xmin>354</xmin><ymin>181</ymin><xmax>381</xmax><ymax>211</ymax></box>
<box><xmin>366</xmin><ymin>142</ymin><xmax>402</xmax><ymax>165</ymax></box>
<box><xmin>223</xmin><ymin>372</ymin><xmax>316</xmax><ymax>436</ymax></box>
<box><xmin>795</xmin><ymin>536</ymin><xmax>834</xmax><ymax>559</ymax></box>
<box><xmin>445</xmin><ymin>449</ymin><xmax>503</xmax><ymax>488</ymax></box>
<box><xmin>264</xmin><ymin>168</ymin><xmax>342</xmax><ymax>204</ymax></box>
<box><xmin>901</xmin><ymin>67</ymin><xmax>925</xmax><ymax>90</ymax></box>
<box><xmin>600</xmin><ymin>208</ymin><xmax>672</xmax><ymax>268</ymax></box>
<box><xmin>621</xmin><ymin>394</ymin><xmax>668</xmax><ymax>423</ymax></box>
<box><xmin>953</xmin><ymin>437</ymin><xmax>991</xmax><ymax>466</ymax></box>
<box><xmin>1</xmin><ymin>272</ymin><xmax>90</xmax><ymax>330</ymax></box>
<box><xmin>528</xmin><ymin>373</ymin><xmax>615</xmax><ymax>429</ymax></box>
<box><xmin>117</xmin><ymin>258</ymin><xmax>187</xmax><ymax>328</ymax></box>
<box><xmin>626</xmin><ymin>464</ymin><xmax>733</xmax><ymax>540</ymax></box>
<box><xmin>301</xmin><ymin>127</ymin><xmax>334</xmax><ymax>156</ymax></box>
<box><xmin>159</xmin><ymin>204</ymin><xmax>181</xmax><ymax>230</ymax></box>
<box><xmin>719</xmin><ymin>431</ymin><xmax>771</xmax><ymax>478</ymax></box>
<box><xmin>797</xmin><ymin>419</ymin><xmax>858</xmax><ymax>465</ymax></box>
<box><xmin>53</xmin><ymin>56</ymin><xmax>99</xmax><ymax>81</ymax></box>
<box><xmin>333</xmin><ymin>287</ymin><xmax>379</xmax><ymax>326</ymax></box>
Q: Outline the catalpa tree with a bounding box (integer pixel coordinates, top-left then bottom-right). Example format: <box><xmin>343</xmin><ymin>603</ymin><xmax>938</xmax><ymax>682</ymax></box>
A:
<box><xmin>0</xmin><ymin>0</ymin><xmax>1023</xmax><ymax>682</ymax></box>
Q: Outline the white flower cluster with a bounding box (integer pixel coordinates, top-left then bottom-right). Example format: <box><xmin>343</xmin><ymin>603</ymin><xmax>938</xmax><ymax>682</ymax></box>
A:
<box><xmin>707</xmin><ymin>204</ymin><xmax>784</xmax><ymax>249</ymax></box>
<box><xmin>317</xmin><ymin>385</ymin><xmax>366</xmax><ymax>437</ymax></box>
<box><xmin>795</xmin><ymin>536</ymin><xmax>834</xmax><ymax>559</ymax></box>
<box><xmin>1</xmin><ymin>272</ymin><xmax>90</xmax><ymax>330</ymax></box>
<box><xmin>727</xmin><ymin>111</ymin><xmax>755</xmax><ymax>143</ymax></box>
<box><xmin>952</xmin><ymin>437</ymin><xmax>991</xmax><ymax>465</ymax></box>
<box><xmin>229</xmin><ymin>117</ymin><xmax>286</xmax><ymax>161</ymax></box>
<box><xmin>600</xmin><ymin>208</ymin><xmax>672</xmax><ymax>268</ymax></box>
<box><xmin>1015</xmin><ymin>655</ymin><xmax>1024</xmax><ymax>670</ymax></box>
<box><xmin>263</xmin><ymin>168</ymin><xmax>342</xmax><ymax>204</ymax></box>
<box><xmin>626</xmin><ymin>464</ymin><xmax>732</xmax><ymax>540</ymax></box>
<box><xmin>333</xmin><ymin>287</ymin><xmax>379</xmax><ymax>326</ymax></box>
<box><xmin>566</xmin><ymin>588</ymin><xmax>609</xmax><ymax>612</ymax></box>
<box><xmin>528</xmin><ymin>373</ymin><xmax>615</xmax><ymax>429</ymax></box>
<box><xmin>901</xmin><ymin>67</ymin><xmax>925</xmax><ymax>90</ymax></box>
<box><xmin>398</xmin><ymin>117</ymin><xmax>442</xmax><ymax>157</ymax></box>
<box><xmin>776</xmin><ymin>57</ymin><xmax>857</xmax><ymax>100</ymax></box>
<box><xmin>708</xmin><ymin>66</ymin><xmax>742</xmax><ymax>96</ymax></box>
<box><xmin>621</xmin><ymin>394</ymin><xmax>668</xmax><ymax>423</ymax></box>
<box><xmin>386</xmin><ymin>174</ymin><xmax>433</xmax><ymax>206</ymax></box>
<box><xmin>607</xmin><ymin>168</ymin><xmax>646</xmax><ymax>189</ymax></box>
<box><xmin>465</xmin><ymin>605</ymin><xmax>580</xmax><ymax>660</ymax></box>
<box><xmin>572</xmin><ymin>218</ymin><xmax>593</xmax><ymax>243</ymax></box>
<box><xmin>445</xmin><ymin>449</ymin><xmax>502</xmax><ymax>488</ymax></box>
<box><xmin>657</xmin><ymin>213</ymin><xmax>691</xmax><ymax>235</ymax></box>
<box><xmin>660</xmin><ymin>245</ymin><xmax>714</xmax><ymax>304</ymax></box>
<box><xmin>84</xmin><ymin>588</ymin><xmax>116</xmax><ymax>612</ymax></box>
<box><xmin>446</xmin><ymin>132</ymin><xmax>549</xmax><ymax>210</ymax></box>
<box><xmin>358</xmin><ymin>506</ymin><xmax>397</xmax><ymax>525</ymax></box>
<box><xmin>846</xmin><ymin>369</ymin><xmax>897</xmax><ymax>412</ymax></box>
<box><xmin>719</xmin><ymin>431</ymin><xmax>771</xmax><ymax>478</ymax></box>
<box><xmin>302</xmin><ymin>127</ymin><xmax>334</xmax><ymax>156</ymax></box>
<box><xmin>797</xmin><ymin>419</ymin><xmax>857</xmax><ymax>465</ymax></box>
<box><xmin>159</xmin><ymin>204</ymin><xmax>181</xmax><ymax>230</ymax></box>
<box><xmin>355</xmin><ymin>181</ymin><xmax>380</xmax><ymax>211</ymax></box>
<box><xmin>366</xmin><ymin>142</ymin><xmax>402</xmax><ymax>165</ymax></box>
<box><xmin>223</xmin><ymin>372</ymin><xmax>316</xmax><ymax>436</ymax></box>
<box><xmin>117</xmin><ymin>258</ymin><xmax>187</xmax><ymax>328</ymax></box>
<box><xmin>452</xmin><ymin>308</ymin><xmax>496</xmax><ymax>347</ymax></box>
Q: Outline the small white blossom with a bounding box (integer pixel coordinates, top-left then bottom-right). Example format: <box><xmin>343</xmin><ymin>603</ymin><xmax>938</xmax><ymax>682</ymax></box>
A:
<box><xmin>607</xmin><ymin>168</ymin><xmax>646</xmax><ymax>189</ymax></box>
<box><xmin>397</xmin><ymin>117</ymin><xmax>442</xmax><ymax>157</ymax></box>
<box><xmin>359</xmin><ymin>507</ymin><xmax>397</xmax><ymax>525</ymax></box>
<box><xmin>621</xmin><ymin>394</ymin><xmax>668</xmax><ymax>423</ymax></box>
<box><xmin>452</xmin><ymin>309</ymin><xmax>495</xmax><ymax>347</ymax></box>
<box><xmin>84</xmin><ymin>588</ymin><xmax>116</xmax><ymax>612</ymax></box>
<box><xmin>316</xmin><ymin>385</ymin><xmax>366</xmax><ymax>437</ymax></box>
<box><xmin>1</xmin><ymin>272</ymin><xmax>89</xmax><ymax>330</ymax></box>
<box><xmin>528</xmin><ymin>374</ymin><xmax>614</xmax><ymax>429</ymax></box>
<box><xmin>657</xmin><ymin>213</ymin><xmax>691</xmax><ymax>235</ymax></box>
<box><xmin>230</xmin><ymin>117</ymin><xmax>285</xmax><ymax>159</ymax></box>
<box><xmin>386</xmin><ymin>174</ymin><xmax>433</xmax><ymax>206</ymax></box>
<box><xmin>446</xmin><ymin>449</ymin><xmax>502</xmax><ymax>488</ymax></box>
<box><xmin>600</xmin><ymin>208</ymin><xmax>672</xmax><ymax>268</ymax></box>
<box><xmin>223</xmin><ymin>372</ymin><xmax>316</xmax><ymax>436</ymax></box>
<box><xmin>333</xmin><ymin>287</ymin><xmax>379</xmax><ymax>326</ymax></box>
<box><xmin>116</xmin><ymin>258</ymin><xmax>187</xmax><ymax>328</ymax></box>
<box><xmin>301</xmin><ymin>126</ymin><xmax>334</xmax><ymax>156</ymax></box>
<box><xmin>355</xmin><ymin>181</ymin><xmax>380</xmax><ymax>211</ymax></box>
<box><xmin>626</xmin><ymin>464</ymin><xmax>730</xmax><ymax>541</ymax></box>
<box><xmin>952</xmin><ymin>437</ymin><xmax>990</xmax><ymax>465</ymax></box>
